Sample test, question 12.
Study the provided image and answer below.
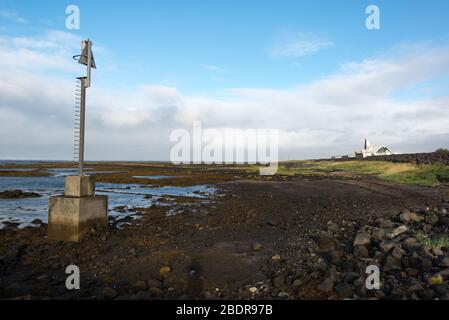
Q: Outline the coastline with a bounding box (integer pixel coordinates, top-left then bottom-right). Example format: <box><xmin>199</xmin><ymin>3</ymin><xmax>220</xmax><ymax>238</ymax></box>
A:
<box><xmin>1</xmin><ymin>160</ymin><xmax>449</xmax><ymax>299</ymax></box>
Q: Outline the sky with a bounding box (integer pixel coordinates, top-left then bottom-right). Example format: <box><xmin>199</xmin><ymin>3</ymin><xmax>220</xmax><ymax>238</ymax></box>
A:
<box><xmin>0</xmin><ymin>0</ymin><xmax>449</xmax><ymax>161</ymax></box>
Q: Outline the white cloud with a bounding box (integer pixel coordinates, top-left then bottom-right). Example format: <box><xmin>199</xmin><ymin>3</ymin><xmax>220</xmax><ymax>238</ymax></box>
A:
<box><xmin>0</xmin><ymin>10</ymin><xmax>26</xmax><ymax>24</ymax></box>
<box><xmin>270</xmin><ymin>32</ymin><xmax>334</xmax><ymax>58</ymax></box>
<box><xmin>0</xmin><ymin>30</ymin><xmax>82</xmax><ymax>72</ymax></box>
<box><xmin>0</xmin><ymin>30</ymin><xmax>449</xmax><ymax>160</ymax></box>
<box><xmin>203</xmin><ymin>64</ymin><xmax>226</xmax><ymax>73</ymax></box>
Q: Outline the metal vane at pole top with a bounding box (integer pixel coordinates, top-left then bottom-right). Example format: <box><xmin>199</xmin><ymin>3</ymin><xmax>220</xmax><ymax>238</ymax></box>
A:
<box><xmin>73</xmin><ymin>39</ymin><xmax>96</xmax><ymax>175</ymax></box>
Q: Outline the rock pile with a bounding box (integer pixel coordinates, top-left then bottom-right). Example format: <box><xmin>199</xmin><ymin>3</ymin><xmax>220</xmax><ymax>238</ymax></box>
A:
<box><xmin>315</xmin><ymin>206</ymin><xmax>449</xmax><ymax>299</ymax></box>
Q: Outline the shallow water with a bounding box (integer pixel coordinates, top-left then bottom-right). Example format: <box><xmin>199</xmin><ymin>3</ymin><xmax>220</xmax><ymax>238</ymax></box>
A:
<box><xmin>132</xmin><ymin>175</ymin><xmax>176</xmax><ymax>179</ymax></box>
<box><xmin>46</xmin><ymin>168</ymin><xmax>119</xmax><ymax>177</ymax></box>
<box><xmin>0</xmin><ymin>160</ymin><xmax>49</xmax><ymax>165</ymax></box>
<box><xmin>0</xmin><ymin>173</ymin><xmax>215</xmax><ymax>229</ymax></box>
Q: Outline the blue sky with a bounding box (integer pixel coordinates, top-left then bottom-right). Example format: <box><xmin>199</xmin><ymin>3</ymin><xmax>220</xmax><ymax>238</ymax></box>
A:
<box><xmin>0</xmin><ymin>0</ymin><xmax>449</xmax><ymax>160</ymax></box>
<box><xmin>2</xmin><ymin>0</ymin><xmax>448</xmax><ymax>93</ymax></box>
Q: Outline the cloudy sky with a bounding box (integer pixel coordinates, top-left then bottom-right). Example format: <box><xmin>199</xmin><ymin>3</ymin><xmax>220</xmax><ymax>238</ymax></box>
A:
<box><xmin>0</xmin><ymin>0</ymin><xmax>449</xmax><ymax>161</ymax></box>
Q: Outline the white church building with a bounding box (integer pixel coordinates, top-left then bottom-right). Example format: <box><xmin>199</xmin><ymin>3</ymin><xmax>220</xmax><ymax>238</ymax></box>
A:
<box><xmin>355</xmin><ymin>139</ymin><xmax>393</xmax><ymax>158</ymax></box>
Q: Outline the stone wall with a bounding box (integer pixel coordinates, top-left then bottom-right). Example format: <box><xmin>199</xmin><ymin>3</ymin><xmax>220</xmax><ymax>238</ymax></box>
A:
<box><xmin>363</xmin><ymin>150</ymin><xmax>449</xmax><ymax>165</ymax></box>
<box><xmin>323</xmin><ymin>150</ymin><xmax>449</xmax><ymax>165</ymax></box>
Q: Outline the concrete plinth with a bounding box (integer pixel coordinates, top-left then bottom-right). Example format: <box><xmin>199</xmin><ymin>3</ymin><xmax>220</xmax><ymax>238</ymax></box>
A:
<box><xmin>65</xmin><ymin>175</ymin><xmax>95</xmax><ymax>197</ymax></box>
<box><xmin>48</xmin><ymin>175</ymin><xmax>108</xmax><ymax>242</ymax></box>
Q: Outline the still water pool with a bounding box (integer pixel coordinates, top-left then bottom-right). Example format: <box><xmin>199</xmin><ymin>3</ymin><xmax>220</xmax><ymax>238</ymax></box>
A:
<box><xmin>0</xmin><ymin>171</ymin><xmax>215</xmax><ymax>229</ymax></box>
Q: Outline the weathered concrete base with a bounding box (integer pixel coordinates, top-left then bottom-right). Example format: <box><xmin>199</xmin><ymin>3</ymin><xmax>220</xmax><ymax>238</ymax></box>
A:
<box><xmin>65</xmin><ymin>175</ymin><xmax>95</xmax><ymax>197</ymax></box>
<box><xmin>48</xmin><ymin>175</ymin><xmax>108</xmax><ymax>242</ymax></box>
<box><xmin>48</xmin><ymin>195</ymin><xmax>108</xmax><ymax>242</ymax></box>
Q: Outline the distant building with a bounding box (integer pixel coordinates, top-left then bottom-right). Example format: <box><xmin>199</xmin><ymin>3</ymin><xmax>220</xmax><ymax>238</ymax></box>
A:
<box><xmin>355</xmin><ymin>139</ymin><xmax>392</xmax><ymax>158</ymax></box>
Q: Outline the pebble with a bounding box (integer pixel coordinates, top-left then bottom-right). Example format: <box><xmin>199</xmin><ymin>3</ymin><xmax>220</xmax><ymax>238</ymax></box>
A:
<box><xmin>417</xmin><ymin>289</ymin><xmax>435</xmax><ymax>300</ymax></box>
<box><xmin>354</xmin><ymin>246</ymin><xmax>369</xmax><ymax>258</ymax></box>
<box><xmin>317</xmin><ymin>278</ymin><xmax>334</xmax><ymax>293</ymax></box>
<box><xmin>132</xmin><ymin>280</ymin><xmax>147</xmax><ymax>291</ymax></box>
<box><xmin>353</xmin><ymin>232</ymin><xmax>371</xmax><ymax>247</ymax></box>
<box><xmin>159</xmin><ymin>266</ymin><xmax>171</xmax><ymax>276</ymax></box>
<box><xmin>428</xmin><ymin>274</ymin><xmax>444</xmax><ymax>286</ymax></box>
<box><xmin>388</xmin><ymin>225</ymin><xmax>408</xmax><ymax>239</ymax></box>
<box><xmin>102</xmin><ymin>287</ymin><xmax>118</xmax><ymax>300</ymax></box>
<box><xmin>436</xmin><ymin>256</ymin><xmax>449</xmax><ymax>268</ymax></box>
<box><xmin>327</xmin><ymin>222</ymin><xmax>339</xmax><ymax>233</ymax></box>
<box><xmin>292</xmin><ymin>279</ymin><xmax>302</xmax><ymax>287</ymax></box>
<box><xmin>400</xmin><ymin>210</ymin><xmax>424</xmax><ymax>223</ymax></box>
<box><xmin>317</xmin><ymin>232</ymin><xmax>335</xmax><ymax>250</ymax></box>
<box><xmin>252</xmin><ymin>242</ymin><xmax>263</xmax><ymax>251</ymax></box>
<box><xmin>248</xmin><ymin>287</ymin><xmax>258</xmax><ymax>294</ymax></box>
<box><xmin>274</xmin><ymin>275</ymin><xmax>285</xmax><ymax>288</ymax></box>
<box><xmin>335</xmin><ymin>282</ymin><xmax>353</xmax><ymax>298</ymax></box>
<box><xmin>148</xmin><ymin>287</ymin><xmax>162</xmax><ymax>298</ymax></box>
<box><xmin>271</xmin><ymin>254</ymin><xmax>281</xmax><ymax>261</ymax></box>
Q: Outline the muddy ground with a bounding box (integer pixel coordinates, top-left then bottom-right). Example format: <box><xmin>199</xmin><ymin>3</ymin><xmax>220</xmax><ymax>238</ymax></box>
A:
<box><xmin>1</xmin><ymin>162</ymin><xmax>449</xmax><ymax>300</ymax></box>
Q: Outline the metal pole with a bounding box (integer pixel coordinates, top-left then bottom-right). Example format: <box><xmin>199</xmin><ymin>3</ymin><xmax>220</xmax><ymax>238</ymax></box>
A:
<box><xmin>78</xmin><ymin>77</ymin><xmax>87</xmax><ymax>175</ymax></box>
<box><xmin>86</xmin><ymin>39</ymin><xmax>92</xmax><ymax>88</ymax></box>
<box><xmin>74</xmin><ymin>39</ymin><xmax>93</xmax><ymax>175</ymax></box>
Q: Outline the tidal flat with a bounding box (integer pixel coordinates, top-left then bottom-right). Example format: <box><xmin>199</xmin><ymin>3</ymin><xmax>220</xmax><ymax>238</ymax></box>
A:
<box><xmin>1</xmin><ymin>158</ymin><xmax>449</xmax><ymax>300</ymax></box>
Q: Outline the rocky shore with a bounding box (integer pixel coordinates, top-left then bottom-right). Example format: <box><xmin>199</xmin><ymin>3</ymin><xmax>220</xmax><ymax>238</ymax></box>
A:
<box><xmin>1</xmin><ymin>167</ymin><xmax>448</xmax><ymax>300</ymax></box>
<box><xmin>309</xmin><ymin>205</ymin><xmax>449</xmax><ymax>299</ymax></box>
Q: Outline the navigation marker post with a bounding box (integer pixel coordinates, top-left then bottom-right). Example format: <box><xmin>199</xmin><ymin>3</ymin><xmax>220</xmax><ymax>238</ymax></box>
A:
<box><xmin>73</xmin><ymin>39</ymin><xmax>96</xmax><ymax>175</ymax></box>
<box><xmin>47</xmin><ymin>39</ymin><xmax>108</xmax><ymax>242</ymax></box>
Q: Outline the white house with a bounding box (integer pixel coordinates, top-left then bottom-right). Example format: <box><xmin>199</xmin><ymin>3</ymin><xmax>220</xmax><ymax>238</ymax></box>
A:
<box><xmin>355</xmin><ymin>139</ymin><xmax>392</xmax><ymax>158</ymax></box>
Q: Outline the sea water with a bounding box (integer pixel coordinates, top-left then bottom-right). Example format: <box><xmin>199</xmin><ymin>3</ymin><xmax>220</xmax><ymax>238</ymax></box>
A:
<box><xmin>0</xmin><ymin>168</ymin><xmax>215</xmax><ymax>229</ymax></box>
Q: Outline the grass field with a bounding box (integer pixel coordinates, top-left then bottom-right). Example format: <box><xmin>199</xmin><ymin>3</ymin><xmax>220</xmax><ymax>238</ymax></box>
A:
<box><xmin>277</xmin><ymin>160</ymin><xmax>449</xmax><ymax>186</ymax></box>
